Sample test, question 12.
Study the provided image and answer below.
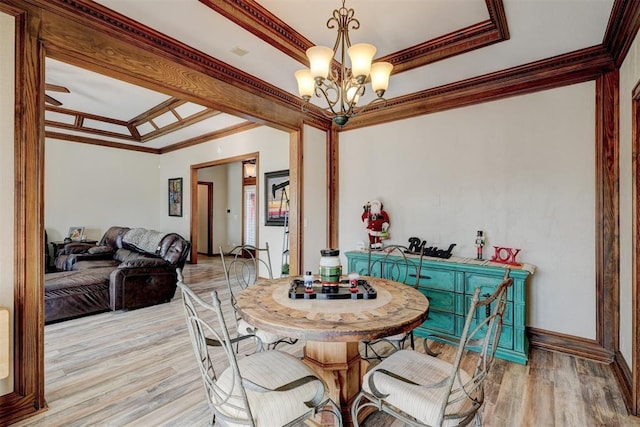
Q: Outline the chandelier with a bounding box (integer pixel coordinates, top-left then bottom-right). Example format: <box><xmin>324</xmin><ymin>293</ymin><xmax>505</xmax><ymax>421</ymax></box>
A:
<box><xmin>294</xmin><ymin>0</ymin><xmax>393</xmax><ymax>127</ymax></box>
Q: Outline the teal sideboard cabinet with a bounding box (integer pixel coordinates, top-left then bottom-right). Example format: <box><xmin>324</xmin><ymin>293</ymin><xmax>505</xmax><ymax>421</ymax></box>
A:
<box><xmin>345</xmin><ymin>250</ymin><xmax>535</xmax><ymax>365</ymax></box>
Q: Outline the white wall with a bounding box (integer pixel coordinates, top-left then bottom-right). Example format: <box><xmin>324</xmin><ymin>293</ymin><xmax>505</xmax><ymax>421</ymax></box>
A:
<box><xmin>45</xmin><ymin>139</ymin><xmax>161</xmax><ymax>242</ymax></box>
<box><xmin>0</xmin><ymin>10</ymin><xmax>14</xmax><ymax>396</ymax></box>
<box><xmin>339</xmin><ymin>82</ymin><xmax>596</xmax><ymax>338</ymax></box>
<box><xmin>157</xmin><ymin>126</ymin><xmax>289</xmax><ymax>277</ymax></box>
<box><xmin>619</xmin><ymin>31</ymin><xmax>640</xmax><ymax>366</ymax></box>
<box><xmin>302</xmin><ymin>125</ymin><xmax>328</xmax><ymax>273</ymax></box>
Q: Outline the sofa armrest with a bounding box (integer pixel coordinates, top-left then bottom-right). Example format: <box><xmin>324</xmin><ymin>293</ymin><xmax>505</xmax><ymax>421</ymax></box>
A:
<box><xmin>58</xmin><ymin>242</ymin><xmax>97</xmax><ymax>255</ymax></box>
<box><xmin>109</xmin><ymin>266</ymin><xmax>177</xmax><ymax>311</ymax></box>
<box><xmin>64</xmin><ymin>252</ymin><xmax>115</xmax><ymax>270</ymax></box>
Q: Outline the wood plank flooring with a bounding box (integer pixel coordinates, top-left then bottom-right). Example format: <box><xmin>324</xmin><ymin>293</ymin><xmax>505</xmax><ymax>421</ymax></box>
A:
<box><xmin>11</xmin><ymin>256</ymin><xmax>640</xmax><ymax>426</ymax></box>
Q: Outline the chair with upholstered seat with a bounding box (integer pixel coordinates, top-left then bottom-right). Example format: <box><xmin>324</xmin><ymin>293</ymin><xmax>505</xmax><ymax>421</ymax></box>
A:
<box><xmin>351</xmin><ymin>272</ymin><xmax>513</xmax><ymax>426</ymax></box>
<box><xmin>177</xmin><ymin>276</ymin><xmax>342</xmax><ymax>427</ymax></box>
<box><xmin>220</xmin><ymin>244</ymin><xmax>297</xmax><ymax>351</ymax></box>
<box><xmin>361</xmin><ymin>244</ymin><xmax>424</xmax><ymax>360</ymax></box>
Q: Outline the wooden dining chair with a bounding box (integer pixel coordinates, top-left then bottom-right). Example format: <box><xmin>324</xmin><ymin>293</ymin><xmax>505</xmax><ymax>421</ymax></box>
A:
<box><xmin>362</xmin><ymin>244</ymin><xmax>424</xmax><ymax>360</ymax></box>
<box><xmin>220</xmin><ymin>244</ymin><xmax>297</xmax><ymax>351</ymax></box>
<box><xmin>177</xmin><ymin>276</ymin><xmax>342</xmax><ymax>427</ymax></box>
<box><xmin>351</xmin><ymin>274</ymin><xmax>513</xmax><ymax>426</ymax></box>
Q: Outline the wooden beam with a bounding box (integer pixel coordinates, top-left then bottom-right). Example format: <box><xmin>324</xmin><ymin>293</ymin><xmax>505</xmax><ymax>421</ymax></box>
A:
<box><xmin>202</xmin><ymin>0</ymin><xmax>510</xmax><ymax>76</ymax></box>
<box><xmin>604</xmin><ymin>0</ymin><xmax>640</xmax><ymax>67</ymax></box>
<box><xmin>344</xmin><ymin>46</ymin><xmax>615</xmax><ymax>129</ymax></box>
<box><xmin>44</xmin><ymin>131</ymin><xmax>160</xmax><ymax>154</ymax></box>
<box><xmin>160</xmin><ymin>122</ymin><xmax>261</xmax><ymax>154</ymax></box>
<box><xmin>37</xmin><ymin>0</ymin><xmax>330</xmax><ymax>131</ymax></box>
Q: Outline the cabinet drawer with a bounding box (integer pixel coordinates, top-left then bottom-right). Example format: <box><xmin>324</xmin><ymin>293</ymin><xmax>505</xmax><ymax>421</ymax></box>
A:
<box><xmin>417</xmin><ymin>268</ymin><xmax>455</xmax><ymax>291</ymax></box>
<box><xmin>421</xmin><ymin>310</ymin><xmax>456</xmax><ymax>335</ymax></box>
<box><xmin>465</xmin><ymin>273</ymin><xmax>513</xmax><ymax>301</ymax></box>
<box><xmin>421</xmin><ymin>288</ymin><xmax>456</xmax><ymax>313</ymax></box>
<box><xmin>464</xmin><ymin>294</ymin><xmax>513</xmax><ymax>325</ymax></box>
<box><xmin>466</xmin><ymin>318</ymin><xmax>514</xmax><ymax>350</ymax></box>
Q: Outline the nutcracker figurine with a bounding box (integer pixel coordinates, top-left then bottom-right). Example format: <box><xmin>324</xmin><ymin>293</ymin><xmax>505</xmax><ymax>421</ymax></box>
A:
<box><xmin>475</xmin><ymin>230</ymin><xmax>485</xmax><ymax>260</ymax></box>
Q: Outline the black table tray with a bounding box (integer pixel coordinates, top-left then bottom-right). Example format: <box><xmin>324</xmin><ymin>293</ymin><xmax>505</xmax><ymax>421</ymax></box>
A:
<box><xmin>288</xmin><ymin>278</ymin><xmax>377</xmax><ymax>300</ymax></box>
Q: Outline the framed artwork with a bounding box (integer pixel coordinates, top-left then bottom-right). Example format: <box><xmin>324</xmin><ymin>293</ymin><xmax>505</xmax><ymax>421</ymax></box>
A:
<box><xmin>264</xmin><ymin>170</ymin><xmax>289</xmax><ymax>226</ymax></box>
<box><xmin>67</xmin><ymin>226</ymin><xmax>84</xmax><ymax>241</ymax></box>
<box><xmin>168</xmin><ymin>177</ymin><xmax>183</xmax><ymax>217</ymax></box>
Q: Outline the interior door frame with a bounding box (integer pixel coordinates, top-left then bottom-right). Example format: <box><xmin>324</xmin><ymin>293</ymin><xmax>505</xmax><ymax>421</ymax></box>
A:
<box><xmin>190</xmin><ymin>152</ymin><xmax>259</xmax><ymax>264</ymax></box>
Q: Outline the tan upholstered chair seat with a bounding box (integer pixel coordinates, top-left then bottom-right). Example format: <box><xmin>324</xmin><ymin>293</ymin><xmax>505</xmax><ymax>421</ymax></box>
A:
<box><xmin>363</xmin><ymin>349</ymin><xmax>474</xmax><ymax>426</ymax></box>
<box><xmin>215</xmin><ymin>350</ymin><xmax>321</xmax><ymax>426</ymax></box>
<box><xmin>237</xmin><ymin>318</ymin><xmax>289</xmax><ymax>346</ymax></box>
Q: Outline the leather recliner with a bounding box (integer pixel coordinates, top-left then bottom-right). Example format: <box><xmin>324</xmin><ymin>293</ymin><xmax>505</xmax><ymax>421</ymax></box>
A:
<box><xmin>45</xmin><ymin>226</ymin><xmax>191</xmax><ymax>323</ymax></box>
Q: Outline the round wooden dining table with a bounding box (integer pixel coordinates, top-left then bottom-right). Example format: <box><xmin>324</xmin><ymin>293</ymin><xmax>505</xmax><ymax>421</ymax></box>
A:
<box><xmin>235</xmin><ymin>275</ymin><xmax>429</xmax><ymax>424</ymax></box>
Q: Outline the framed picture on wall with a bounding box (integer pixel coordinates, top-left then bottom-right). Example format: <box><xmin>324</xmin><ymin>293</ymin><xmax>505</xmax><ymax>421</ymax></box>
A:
<box><xmin>265</xmin><ymin>170</ymin><xmax>289</xmax><ymax>226</ymax></box>
<box><xmin>168</xmin><ymin>177</ymin><xmax>183</xmax><ymax>217</ymax></box>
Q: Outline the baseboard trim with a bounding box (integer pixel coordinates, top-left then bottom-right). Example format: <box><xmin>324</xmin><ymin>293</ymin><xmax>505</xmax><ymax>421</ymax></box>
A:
<box><xmin>527</xmin><ymin>327</ymin><xmax>614</xmax><ymax>363</ymax></box>
<box><xmin>610</xmin><ymin>351</ymin><xmax>634</xmax><ymax>413</ymax></box>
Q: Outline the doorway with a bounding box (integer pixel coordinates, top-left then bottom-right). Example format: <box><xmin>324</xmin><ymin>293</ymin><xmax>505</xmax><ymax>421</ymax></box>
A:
<box><xmin>190</xmin><ymin>153</ymin><xmax>259</xmax><ymax>264</ymax></box>
<box><xmin>197</xmin><ymin>182</ymin><xmax>213</xmax><ymax>256</ymax></box>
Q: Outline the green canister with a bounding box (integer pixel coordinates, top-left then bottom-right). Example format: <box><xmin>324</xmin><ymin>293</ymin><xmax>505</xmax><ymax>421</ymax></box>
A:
<box><xmin>319</xmin><ymin>248</ymin><xmax>342</xmax><ymax>286</ymax></box>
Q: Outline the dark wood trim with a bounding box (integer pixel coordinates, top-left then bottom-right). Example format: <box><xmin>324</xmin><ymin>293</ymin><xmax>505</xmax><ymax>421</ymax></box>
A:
<box><xmin>604</xmin><ymin>0</ymin><xmax>640</xmax><ymax>67</ymax></box>
<box><xmin>189</xmin><ymin>167</ymin><xmax>199</xmax><ymax>265</ymax></box>
<box><xmin>160</xmin><ymin>122</ymin><xmax>261</xmax><ymax>154</ymax></box>
<box><xmin>345</xmin><ymin>46</ymin><xmax>614</xmax><ymax>129</ymax></box>
<box><xmin>528</xmin><ymin>327</ymin><xmax>614</xmax><ymax>364</ymax></box>
<box><xmin>45</xmin><ymin>120</ymin><xmax>138</xmax><ymax>141</ymax></box>
<box><xmin>196</xmin><ymin>181</ymin><xmax>214</xmax><ymax>256</ymax></box>
<box><xmin>0</xmin><ymin>3</ymin><xmax>47</xmax><ymax>425</ymax></box>
<box><xmin>611</xmin><ymin>350</ymin><xmax>634</xmax><ymax>414</ymax></box>
<box><xmin>327</xmin><ymin>128</ymin><xmax>339</xmax><ymax>249</ymax></box>
<box><xmin>595</xmin><ymin>71</ymin><xmax>620</xmax><ymax>353</ymax></box>
<box><xmin>632</xmin><ymin>82</ymin><xmax>640</xmax><ymax>415</ymax></box>
<box><xmin>45</xmin><ymin>131</ymin><xmax>160</xmax><ymax>154</ymax></box>
<box><xmin>39</xmin><ymin>0</ymin><xmax>330</xmax><ymax>130</ymax></box>
<box><xmin>45</xmin><ymin>122</ymin><xmax>261</xmax><ymax>155</ymax></box>
<box><xmin>199</xmin><ymin>0</ymin><xmax>310</xmax><ymax>66</ymax></box>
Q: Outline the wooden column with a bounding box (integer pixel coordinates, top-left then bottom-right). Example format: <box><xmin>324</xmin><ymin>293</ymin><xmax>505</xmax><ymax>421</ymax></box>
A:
<box><xmin>595</xmin><ymin>70</ymin><xmax>620</xmax><ymax>353</ymax></box>
<box><xmin>0</xmin><ymin>1</ymin><xmax>47</xmax><ymax>423</ymax></box>
<box><xmin>327</xmin><ymin>127</ymin><xmax>339</xmax><ymax>248</ymax></box>
<box><xmin>289</xmin><ymin>128</ymin><xmax>302</xmax><ymax>276</ymax></box>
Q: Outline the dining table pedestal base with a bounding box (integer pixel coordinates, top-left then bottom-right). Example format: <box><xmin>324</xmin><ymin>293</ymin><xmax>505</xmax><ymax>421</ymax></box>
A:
<box><xmin>303</xmin><ymin>340</ymin><xmax>370</xmax><ymax>425</ymax></box>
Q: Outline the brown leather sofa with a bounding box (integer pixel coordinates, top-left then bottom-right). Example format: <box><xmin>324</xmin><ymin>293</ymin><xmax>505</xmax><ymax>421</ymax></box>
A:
<box><xmin>45</xmin><ymin>226</ymin><xmax>191</xmax><ymax>324</ymax></box>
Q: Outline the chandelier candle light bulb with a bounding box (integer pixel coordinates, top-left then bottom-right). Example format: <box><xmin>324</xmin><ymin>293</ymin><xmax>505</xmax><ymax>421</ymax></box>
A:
<box><xmin>307</xmin><ymin>46</ymin><xmax>334</xmax><ymax>80</ymax></box>
<box><xmin>348</xmin><ymin>43</ymin><xmax>376</xmax><ymax>79</ymax></box>
<box><xmin>294</xmin><ymin>0</ymin><xmax>393</xmax><ymax>127</ymax></box>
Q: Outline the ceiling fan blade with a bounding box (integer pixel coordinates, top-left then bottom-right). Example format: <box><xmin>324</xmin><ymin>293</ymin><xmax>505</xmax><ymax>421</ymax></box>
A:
<box><xmin>45</xmin><ymin>83</ymin><xmax>70</xmax><ymax>93</ymax></box>
<box><xmin>45</xmin><ymin>94</ymin><xmax>63</xmax><ymax>106</ymax></box>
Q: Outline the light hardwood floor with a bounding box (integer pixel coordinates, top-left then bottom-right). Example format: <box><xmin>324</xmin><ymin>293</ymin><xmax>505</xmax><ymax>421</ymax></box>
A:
<box><xmin>12</xmin><ymin>256</ymin><xmax>640</xmax><ymax>426</ymax></box>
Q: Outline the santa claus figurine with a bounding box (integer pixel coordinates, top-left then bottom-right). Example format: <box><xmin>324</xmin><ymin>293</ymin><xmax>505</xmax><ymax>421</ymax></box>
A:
<box><xmin>362</xmin><ymin>199</ymin><xmax>390</xmax><ymax>250</ymax></box>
